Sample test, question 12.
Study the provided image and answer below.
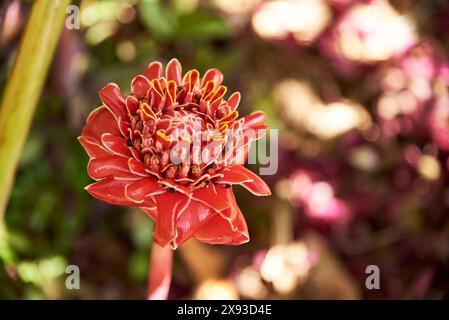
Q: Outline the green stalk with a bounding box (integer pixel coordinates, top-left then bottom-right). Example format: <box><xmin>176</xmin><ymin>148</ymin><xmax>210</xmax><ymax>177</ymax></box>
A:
<box><xmin>0</xmin><ymin>0</ymin><xmax>70</xmax><ymax>219</ymax></box>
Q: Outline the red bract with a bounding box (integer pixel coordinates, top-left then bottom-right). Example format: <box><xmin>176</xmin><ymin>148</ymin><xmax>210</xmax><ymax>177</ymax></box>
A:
<box><xmin>79</xmin><ymin>58</ymin><xmax>271</xmax><ymax>249</ymax></box>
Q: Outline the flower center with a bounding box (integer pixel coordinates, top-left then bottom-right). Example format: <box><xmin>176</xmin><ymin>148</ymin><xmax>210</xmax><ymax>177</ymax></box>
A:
<box><xmin>126</xmin><ymin>85</ymin><xmax>238</xmax><ymax>186</ymax></box>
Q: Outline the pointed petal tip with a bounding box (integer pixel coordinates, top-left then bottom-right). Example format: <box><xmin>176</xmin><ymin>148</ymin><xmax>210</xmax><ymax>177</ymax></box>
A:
<box><xmin>166</xmin><ymin>58</ymin><xmax>183</xmax><ymax>85</ymax></box>
<box><xmin>256</xmin><ymin>187</ymin><xmax>272</xmax><ymax>197</ymax></box>
<box><xmin>243</xmin><ymin>181</ymin><xmax>271</xmax><ymax>197</ymax></box>
<box><xmin>131</xmin><ymin>75</ymin><xmax>152</xmax><ymax>99</ymax></box>
<box><xmin>242</xmin><ymin>111</ymin><xmax>267</xmax><ymax>131</ymax></box>
<box><xmin>99</xmin><ymin>82</ymin><xmax>120</xmax><ymax>93</ymax></box>
<box><xmin>216</xmin><ymin>165</ymin><xmax>272</xmax><ymax>196</ymax></box>
<box><xmin>98</xmin><ymin>83</ymin><xmax>127</xmax><ymax>120</ymax></box>
<box><xmin>148</xmin><ymin>60</ymin><xmax>163</xmax><ymax>67</ymax></box>
<box><xmin>167</xmin><ymin>57</ymin><xmax>181</xmax><ymax>65</ymax></box>
<box><xmin>84</xmin><ymin>183</ymin><xmax>95</xmax><ymax>193</ymax></box>
<box><xmin>145</xmin><ymin>61</ymin><xmax>163</xmax><ymax>80</ymax></box>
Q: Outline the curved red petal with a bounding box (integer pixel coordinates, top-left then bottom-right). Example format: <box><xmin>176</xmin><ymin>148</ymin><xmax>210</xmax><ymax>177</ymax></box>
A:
<box><xmin>227</xmin><ymin>92</ymin><xmax>241</xmax><ymax>111</ymax></box>
<box><xmin>101</xmin><ymin>133</ymin><xmax>132</xmax><ymax>157</ymax></box>
<box><xmin>78</xmin><ymin>136</ymin><xmax>111</xmax><ymax>159</ymax></box>
<box><xmin>159</xmin><ymin>179</ymin><xmax>190</xmax><ymax>196</ymax></box>
<box><xmin>128</xmin><ymin>158</ymin><xmax>148</xmax><ymax>177</ymax></box>
<box><xmin>191</xmin><ymin>184</ymin><xmax>231</xmax><ymax>213</ymax></box>
<box><xmin>215</xmin><ymin>165</ymin><xmax>271</xmax><ymax>196</ymax></box>
<box><xmin>125</xmin><ymin>178</ymin><xmax>165</xmax><ymax>203</ymax></box>
<box><xmin>87</xmin><ymin>156</ymin><xmax>135</xmax><ymax>180</ymax></box>
<box><xmin>173</xmin><ymin>199</ymin><xmax>216</xmax><ymax>247</ymax></box>
<box><xmin>81</xmin><ymin>106</ymin><xmax>120</xmax><ymax>145</ymax></box>
<box><xmin>153</xmin><ymin>192</ymin><xmax>190</xmax><ymax>248</ymax></box>
<box><xmin>85</xmin><ymin>177</ymin><xmax>135</xmax><ymax>206</ymax></box>
<box><xmin>165</xmin><ymin>58</ymin><xmax>182</xmax><ymax>85</ymax></box>
<box><xmin>126</xmin><ymin>95</ymin><xmax>140</xmax><ymax>115</ymax></box>
<box><xmin>144</xmin><ymin>61</ymin><xmax>163</xmax><ymax>80</ymax></box>
<box><xmin>118</xmin><ymin>117</ymin><xmax>131</xmax><ymax>137</ymax></box>
<box><xmin>194</xmin><ymin>191</ymin><xmax>249</xmax><ymax>245</ymax></box>
<box><xmin>242</xmin><ymin>111</ymin><xmax>266</xmax><ymax>130</ymax></box>
<box><xmin>140</xmin><ymin>203</ymin><xmax>158</xmax><ymax>220</ymax></box>
<box><xmin>131</xmin><ymin>75</ymin><xmax>151</xmax><ymax>99</ymax></box>
<box><xmin>130</xmin><ymin>148</ymin><xmax>143</xmax><ymax>162</ymax></box>
<box><xmin>229</xmin><ymin>125</ymin><xmax>268</xmax><ymax>166</ymax></box>
<box><xmin>201</xmin><ymin>68</ymin><xmax>223</xmax><ymax>87</ymax></box>
<box><xmin>99</xmin><ymin>83</ymin><xmax>127</xmax><ymax>120</ymax></box>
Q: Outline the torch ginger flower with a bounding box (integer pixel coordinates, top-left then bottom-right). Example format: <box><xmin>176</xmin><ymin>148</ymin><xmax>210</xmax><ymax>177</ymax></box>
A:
<box><xmin>79</xmin><ymin>58</ymin><xmax>271</xmax><ymax>251</ymax></box>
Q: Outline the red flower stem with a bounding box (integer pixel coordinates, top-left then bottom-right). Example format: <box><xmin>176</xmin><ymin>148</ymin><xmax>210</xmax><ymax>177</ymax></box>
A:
<box><xmin>147</xmin><ymin>242</ymin><xmax>173</xmax><ymax>300</ymax></box>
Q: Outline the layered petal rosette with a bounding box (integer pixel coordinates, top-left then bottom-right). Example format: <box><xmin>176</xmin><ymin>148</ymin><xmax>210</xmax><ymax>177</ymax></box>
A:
<box><xmin>79</xmin><ymin>58</ymin><xmax>271</xmax><ymax>249</ymax></box>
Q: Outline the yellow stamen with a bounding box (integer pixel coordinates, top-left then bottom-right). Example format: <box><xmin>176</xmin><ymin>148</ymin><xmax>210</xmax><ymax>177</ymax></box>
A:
<box><xmin>201</xmin><ymin>80</ymin><xmax>216</xmax><ymax>101</ymax></box>
<box><xmin>218</xmin><ymin>123</ymin><xmax>229</xmax><ymax>134</ymax></box>
<box><xmin>151</xmin><ymin>79</ymin><xmax>164</xmax><ymax>98</ymax></box>
<box><xmin>140</xmin><ymin>102</ymin><xmax>157</xmax><ymax>121</ymax></box>
<box><xmin>219</xmin><ymin>111</ymin><xmax>239</xmax><ymax>125</ymax></box>
<box><xmin>210</xmin><ymin>85</ymin><xmax>227</xmax><ymax>105</ymax></box>
<box><xmin>156</xmin><ymin>130</ymin><xmax>171</xmax><ymax>142</ymax></box>
<box><xmin>187</xmin><ymin>69</ymin><xmax>200</xmax><ymax>93</ymax></box>
<box><xmin>166</xmin><ymin>80</ymin><xmax>177</xmax><ymax>105</ymax></box>
<box><xmin>211</xmin><ymin>134</ymin><xmax>225</xmax><ymax>141</ymax></box>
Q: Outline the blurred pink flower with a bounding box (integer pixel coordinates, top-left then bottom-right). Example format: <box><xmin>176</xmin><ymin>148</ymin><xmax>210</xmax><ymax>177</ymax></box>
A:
<box><xmin>288</xmin><ymin>170</ymin><xmax>351</xmax><ymax>223</ymax></box>
<box><xmin>252</xmin><ymin>0</ymin><xmax>331</xmax><ymax>45</ymax></box>
<box><xmin>319</xmin><ymin>0</ymin><xmax>417</xmax><ymax>75</ymax></box>
<box><xmin>372</xmin><ymin>41</ymin><xmax>449</xmax><ymax>142</ymax></box>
